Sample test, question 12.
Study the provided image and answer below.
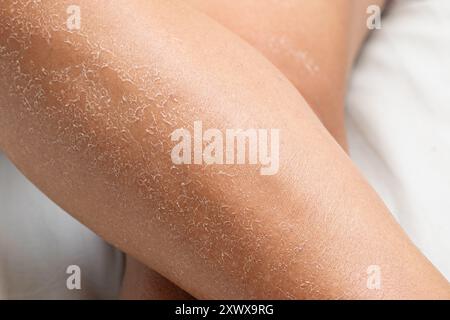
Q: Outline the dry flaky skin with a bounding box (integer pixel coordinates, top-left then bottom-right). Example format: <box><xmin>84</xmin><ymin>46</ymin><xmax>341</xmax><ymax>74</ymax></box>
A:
<box><xmin>0</xmin><ymin>0</ymin><xmax>449</xmax><ymax>299</ymax></box>
<box><xmin>123</xmin><ymin>0</ymin><xmax>385</xmax><ymax>298</ymax></box>
<box><xmin>123</xmin><ymin>0</ymin><xmax>389</xmax><ymax>298</ymax></box>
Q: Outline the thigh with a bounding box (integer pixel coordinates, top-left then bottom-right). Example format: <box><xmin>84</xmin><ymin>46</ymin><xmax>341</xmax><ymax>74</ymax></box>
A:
<box><xmin>120</xmin><ymin>257</ymin><xmax>193</xmax><ymax>300</ymax></box>
<box><xmin>119</xmin><ymin>0</ymin><xmax>387</xmax><ymax>300</ymax></box>
<box><xmin>121</xmin><ymin>0</ymin><xmax>355</xmax><ymax>299</ymax></box>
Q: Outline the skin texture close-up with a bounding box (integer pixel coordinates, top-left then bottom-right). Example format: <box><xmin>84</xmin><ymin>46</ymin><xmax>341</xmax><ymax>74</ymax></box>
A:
<box><xmin>121</xmin><ymin>0</ymin><xmax>388</xmax><ymax>299</ymax></box>
<box><xmin>0</xmin><ymin>0</ymin><xmax>449</xmax><ymax>300</ymax></box>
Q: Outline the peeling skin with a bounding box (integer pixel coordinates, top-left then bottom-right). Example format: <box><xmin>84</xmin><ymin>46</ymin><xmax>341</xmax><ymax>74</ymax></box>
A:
<box><xmin>0</xmin><ymin>0</ymin><xmax>449</xmax><ymax>299</ymax></box>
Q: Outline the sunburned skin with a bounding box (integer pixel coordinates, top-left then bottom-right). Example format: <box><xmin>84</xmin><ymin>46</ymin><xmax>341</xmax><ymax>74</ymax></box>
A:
<box><xmin>0</xmin><ymin>0</ymin><xmax>449</xmax><ymax>299</ymax></box>
<box><xmin>122</xmin><ymin>0</ymin><xmax>387</xmax><ymax>299</ymax></box>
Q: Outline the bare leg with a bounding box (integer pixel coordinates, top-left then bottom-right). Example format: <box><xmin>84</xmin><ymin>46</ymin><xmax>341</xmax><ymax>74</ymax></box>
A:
<box><xmin>120</xmin><ymin>0</ymin><xmax>386</xmax><ymax>299</ymax></box>
<box><xmin>0</xmin><ymin>0</ymin><xmax>448</xmax><ymax>299</ymax></box>
<box><xmin>120</xmin><ymin>257</ymin><xmax>193</xmax><ymax>300</ymax></box>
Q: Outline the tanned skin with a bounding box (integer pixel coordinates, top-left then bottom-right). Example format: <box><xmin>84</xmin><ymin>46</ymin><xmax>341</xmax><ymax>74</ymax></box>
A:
<box><xmin>121</xmin><ymin>0</ymin><xmax>388</xmax><ymax>299</ymax></box>
<box><xmin>0</xmin><ymin>0</ymin><xmax>448</xmax><ymax>299</ymax></box>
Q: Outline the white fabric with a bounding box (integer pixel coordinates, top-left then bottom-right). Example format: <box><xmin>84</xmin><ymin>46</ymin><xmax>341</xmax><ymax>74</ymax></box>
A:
<box><xmin>0</xmin><ymin>152</ymin><xmax>123</xmax><ymax>299</ymax></box>
<box><xmin>347</xmin><ymin>0</ymin><xmax>450</xmax><ymax>279</ymax></box>
<box><xmin>0</xmin><ymin>0</ymin><xmax>449</xmax><ymax>299</ymax></box>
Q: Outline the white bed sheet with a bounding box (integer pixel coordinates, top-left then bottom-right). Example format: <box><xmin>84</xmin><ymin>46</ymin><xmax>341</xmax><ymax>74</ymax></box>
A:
<box><xmin>347</xmin><ymin>0</ymin><xmax>450</xmax><ymax>280</ymax></box>
<box><xmin>0</xmin><ymin>154</ymin><xmax>123</xmax><ymax>299</ymax></box>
